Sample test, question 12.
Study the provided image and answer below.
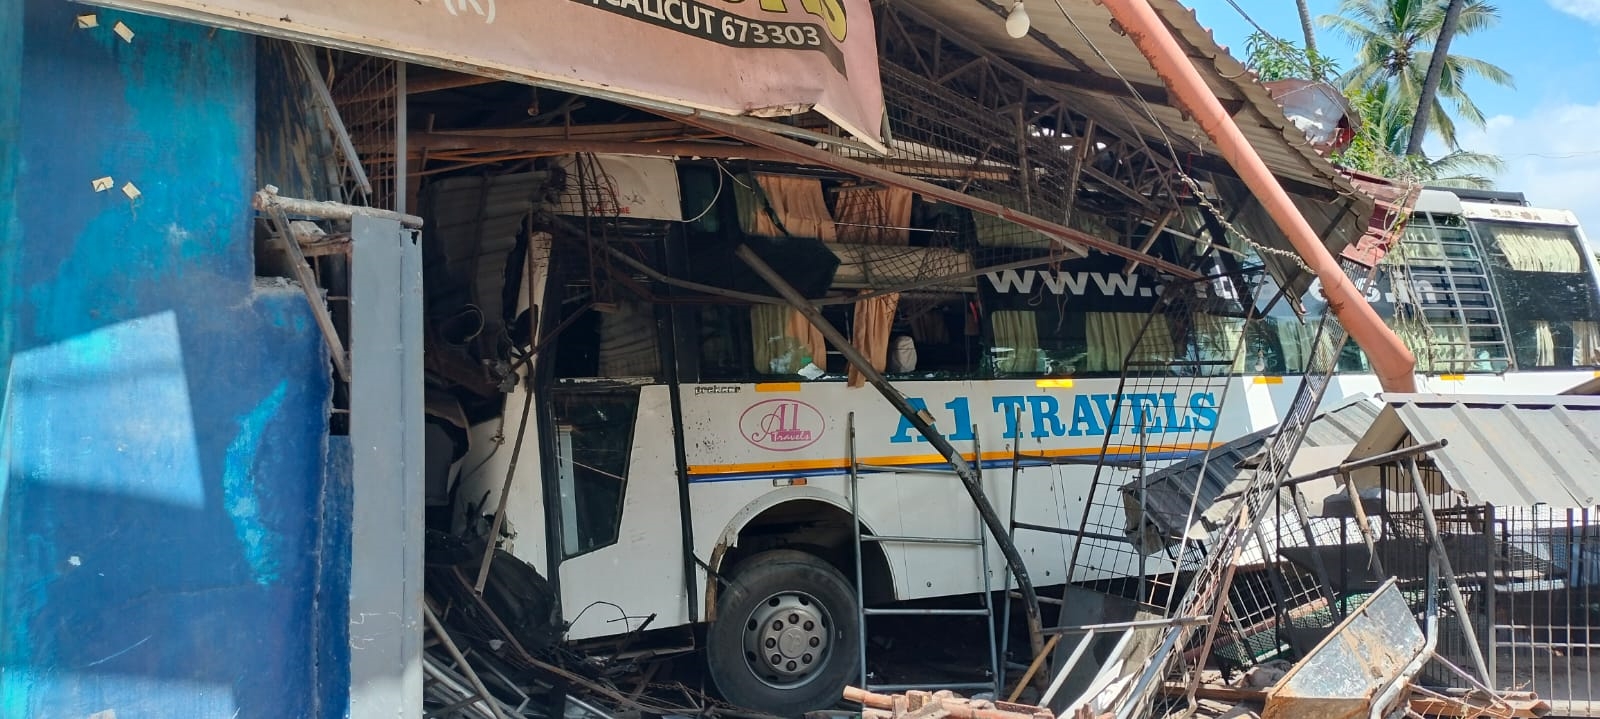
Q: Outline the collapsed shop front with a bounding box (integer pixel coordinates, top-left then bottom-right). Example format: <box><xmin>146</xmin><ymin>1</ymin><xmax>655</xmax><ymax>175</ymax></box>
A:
<box><xmin>9</xmin><ymin>0</ymin><xmax>1400</xmax><ymax>716</ymax></box>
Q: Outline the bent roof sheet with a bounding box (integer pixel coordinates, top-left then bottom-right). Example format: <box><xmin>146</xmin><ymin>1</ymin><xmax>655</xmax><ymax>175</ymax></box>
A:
<box><xmin>1350</xmin><ymin>394</ymin><xmax>1600</xmax><ymax>508</ymax></box>
<box><xmin>1125</xmin><ymin>395</ymin><xmax>1381</xmax><ymax>543</ymax></box>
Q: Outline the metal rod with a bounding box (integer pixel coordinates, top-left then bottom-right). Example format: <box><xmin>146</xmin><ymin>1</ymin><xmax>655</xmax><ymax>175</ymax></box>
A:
<box><xmin>999</xmin><ymin>406</ymin><xmax>1024</xmax><ymax>693</ymax></box>
<box><xmin>422</xmin><ymin>657</ymin><xmax>500</xmax><ymax>719</ymax></box>
<box><xmin>263</xmin><ymin>203</ymin><xmax>352</xmax><ymax>383</ymax></box>
<box><xmin>1405</xmin><ymin>456</ymin><xmax>1493</xmax><ymax>684</ymax></box>
<box><xmin>1042</xmin><ymin>615</ymin><xmax>1211</xmax><ymax>635</ymax></box>
<box><xmin>1342</xmin><ymin>469</ymin><xmax>1386</xmax><ymax>579</ymax></box>
<box><xmin>1213</xmin><ymin>438</ymin><xmax>1450</xmax><ymax>502</ymax></box>
<box><xmin>423</xmin><ymin>604</ymin><xmax>511</xmax><ymax>719</ymax></box>
<box><xmin>396</xmin><ymin>61</ymin><xmax>408</xmax><ymax>215</ymax></box>
<box><xmin>1099</xmin><ymin>0</ymin><xmax>1418</xmax><ymax>393</ymax></box>
<box><xmin>254</xmin><ymin>186</ymin><xmax>424</xmax><ymax>228</ymax></box>
<box><xmin>691</xmin><ymin>118</ymin><xmax>1210</xmax><ymax>281</ymax></box>
<box><xmin>848</xmin><ymin>412</ymin><xmax>870</xmax><ymax>696</ymax></box>
<box><xmin>975</xmin><ymin>428</ymin><xmax>1002</xmax><ymax>699</ymax></box>
<box><xmin>1042</xmin><ymin>630</ymin><xmax>1102</xmax><ymax>708</ymax></box>
<box><xmin>736</xmin><ymin>244</ymin><xmax>1048</xmax><ymax>668</ymax></box>
<box><xmin>473</xmin><ymin>367</ymin><xmax>537</xmax><ymax>595</ymax></box>
<box><xmin>862</xmin><ymin>534</ymin><xmax>982</xmax><ymax>546</ymax></box>
<box><xmin>564</xmin><ymin>693</ymin><xmax>618</xmax><ymax>719</ymax></box>
<box><xmin>1182</xmin><ymin>510</ymin><xmax>1252</xmax><ymax>707</ymax></box>
<box><xmin>291</xmin><ymin>43</ymin><xmax>374</xmax><ymax>198</ymax></box>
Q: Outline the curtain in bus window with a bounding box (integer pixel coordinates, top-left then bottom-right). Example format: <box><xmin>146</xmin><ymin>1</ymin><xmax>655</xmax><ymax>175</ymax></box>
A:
<box><xmin>1391</xmin><ymin>321</ymin><xmax>1470</xmax><ymax>373</ymax></box>
<box><xmin>751</xmin><ymin>304</ymin><xmax>826</xmax><ymax>375</ymax></box>
<box><xmin>1534</xmin><ymin>320</ymin><xmax>1557</xmax><ymax>367</ymax></box>
<box><xmin>909</xmin><ymin>304</ymin><xmax>950</xmax><ymax>346</ymax></box>
<box><xmin>991</xmin><ymin>310</ymin><xmax>1039</xmax><ymax>374</ymax></box>
<box><xmin>833</xmin><ymin>186</ymin><xmax>913</xmax><ymax>245</ymax></box>
<box><xmin>1193</xmin><ymin>315</ymin><xmax>1247</xmax><ymax>373</ymax></box>
<box><xmin>734</xmin><ymin>173</ymin><xmax>838</xmax><ymax>241</ymax></box>
<box><xmin>849</xmin><ymin>291</ymin><xmax>901</xmax><ymax>387</ymax></box>
<box><xmin>1574</xmin><ymin>321</ymin><xmax>1600</xmax><ymax>366</ymax></box>
<box><xmin>596</xmin><ymin>301</ymin><xmax>660</xmax><ymax>378</ymax></box>
<box><xmin>1085</xmin><ymin>313</ymin><xmax>1170</xmax><ymax>374</ymax></box>
<box><xmin>1386</xmin><ymin>319</ymin><xmax>1431</xmax><ymax>372</ymax></box>
<box><xmin>1485</xmin><ymin>225</ymin><xmax>1582</xmax><ymax>273</ymax></box>
<box><xmin>1395</xmin><ymin>227</ymin><xmax>1447</xmax><ymax>261</ymax></box>
<box><xmin>1274</xmin><ymin>318</ymin><xmax>1317</xmax><ymax>374</ymax></box>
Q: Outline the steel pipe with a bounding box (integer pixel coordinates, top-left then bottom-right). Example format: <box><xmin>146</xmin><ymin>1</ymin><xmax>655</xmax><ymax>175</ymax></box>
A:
<box><xmin>1095</xmin><ymin>0</ymin><xmax>1417</xmax><ymax>392</ymax></box>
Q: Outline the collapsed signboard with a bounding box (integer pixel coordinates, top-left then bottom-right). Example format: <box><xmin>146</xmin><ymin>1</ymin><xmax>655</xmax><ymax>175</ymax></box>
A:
<box><xmin>93</xmin><ymin>0</ymin><xmax>885</xmax><ymax>145</ymax></box>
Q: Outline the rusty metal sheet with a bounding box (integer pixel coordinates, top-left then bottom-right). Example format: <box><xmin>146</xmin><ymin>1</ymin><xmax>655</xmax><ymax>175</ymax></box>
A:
<box><xmin>1263</xmin><ymin>579</ymin><xmax>1425</xmax><ymax>719</ymax></box>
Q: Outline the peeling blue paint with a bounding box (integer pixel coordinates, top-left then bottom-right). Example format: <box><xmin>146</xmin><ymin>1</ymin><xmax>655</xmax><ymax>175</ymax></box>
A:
<box><xmin>3</xmin><ymin>2</ymin><xmax>341</xmax><ymax>717</ymax></box>
<box><xmin>224</xmin><ymin>381</ymin><xmax>289</xmax><ymax>586</ymax></box>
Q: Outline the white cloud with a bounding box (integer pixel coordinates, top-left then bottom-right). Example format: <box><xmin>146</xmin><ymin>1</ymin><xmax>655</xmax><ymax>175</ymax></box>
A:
<box><xmin>1448</xmin><ymin>101</ymin><xmax>1600</xmax><ymax>244</ymax></box>
<box><xmin>1550</xmin><ymin>0</ymin><xmax>1600</xmax><ymax>23</ymax></box>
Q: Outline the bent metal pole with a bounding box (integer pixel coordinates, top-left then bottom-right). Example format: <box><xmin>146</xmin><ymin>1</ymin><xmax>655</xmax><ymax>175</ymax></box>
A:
<box><xmin>1095</xmin><ymin>0</ymin><xmax>1418</xmax><ymax>393</ymax></box>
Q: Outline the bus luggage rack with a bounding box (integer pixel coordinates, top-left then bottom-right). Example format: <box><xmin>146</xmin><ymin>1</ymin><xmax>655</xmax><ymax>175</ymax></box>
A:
<box><xmin>848</xmin><ymin>412</ymin><xmax>1002</xmax><ymax>698</ymax></box>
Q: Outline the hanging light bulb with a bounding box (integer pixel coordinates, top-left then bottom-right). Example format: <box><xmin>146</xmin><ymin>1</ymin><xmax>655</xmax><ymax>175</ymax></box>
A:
<box><xmin>1005</xmin><ymin>0</ymin><xmax>1030</xmax><ymax>38</ymax></box>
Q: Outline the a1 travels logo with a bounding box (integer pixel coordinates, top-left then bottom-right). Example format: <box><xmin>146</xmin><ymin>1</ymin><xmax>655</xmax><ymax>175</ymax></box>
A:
<box><xmin>740</xmin><ymin>399</ymin><xmax>824</xmax><ymax>451</ymax></box>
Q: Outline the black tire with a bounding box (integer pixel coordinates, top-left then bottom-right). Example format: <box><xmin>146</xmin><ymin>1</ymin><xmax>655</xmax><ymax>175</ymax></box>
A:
<box><xmin>706</xmin><ymin>550</ymin><xmax>860</xmax><ymax>715</ymax></box>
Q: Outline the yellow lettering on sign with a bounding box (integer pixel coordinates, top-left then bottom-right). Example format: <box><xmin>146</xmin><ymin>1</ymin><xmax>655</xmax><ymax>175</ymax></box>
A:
<box><xmin>757</xmin><ymin>0</ymin><xmax>787</xmax><ymax>12</ymax></box>
<box><xmin>796</xmin><ymin>0</ymin><xmax>847</xmax><ymax>41</ymax></box>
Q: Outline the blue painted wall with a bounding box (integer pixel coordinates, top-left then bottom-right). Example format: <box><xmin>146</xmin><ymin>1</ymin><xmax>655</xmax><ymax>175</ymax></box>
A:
<box><xmin>2</xmin><ymin>2</ymin><xmax>345</xmax><ymax>717</ymax></box>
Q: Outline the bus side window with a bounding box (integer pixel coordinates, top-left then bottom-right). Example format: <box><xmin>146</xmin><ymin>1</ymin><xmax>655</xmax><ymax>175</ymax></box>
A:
<box><xmin>698</xmin><ymin>304</ymin><xmax>754</xmax><ymax>381</ymax></box>
<box><xmin>552</xmin><ymin>390</ymin><xmax>640</xmax><ymax>558</ymax></box>
<box><xmin>552</xmin><ymin>296</ymin><xmax>662</xmax><ymax>380</ymax></box>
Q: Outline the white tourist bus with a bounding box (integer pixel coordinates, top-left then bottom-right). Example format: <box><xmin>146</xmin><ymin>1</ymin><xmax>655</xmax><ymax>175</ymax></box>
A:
<box><xmin>445</xmin><ymin>164</ymin><xmax>1599</xmax><ymax>713</ymax></box>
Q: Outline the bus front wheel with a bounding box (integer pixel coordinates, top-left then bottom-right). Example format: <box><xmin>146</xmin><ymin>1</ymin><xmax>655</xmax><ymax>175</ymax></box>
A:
<box><xmin>706</xmin><ymin>550</ymin><xmax>860</xmax><ymax>715</ymax></box>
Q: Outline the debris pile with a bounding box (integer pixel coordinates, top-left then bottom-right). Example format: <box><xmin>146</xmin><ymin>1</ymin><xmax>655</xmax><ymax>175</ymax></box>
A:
<box><xmin>841</xmin><ymin>686</ymin><xmax>1061</xmax><ymax>719</ymax></box>
<box><xmin>422</xmin><ymin>531</ymin><xmax>784</xmax><ymax>719</ymax></box>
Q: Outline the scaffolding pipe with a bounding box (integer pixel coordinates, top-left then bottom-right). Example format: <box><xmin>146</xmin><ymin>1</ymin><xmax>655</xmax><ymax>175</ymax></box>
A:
<box><xmin>1095</xmin><ymin>0</ymin><xmax>1417</xmax><ymax>393</ymax></box>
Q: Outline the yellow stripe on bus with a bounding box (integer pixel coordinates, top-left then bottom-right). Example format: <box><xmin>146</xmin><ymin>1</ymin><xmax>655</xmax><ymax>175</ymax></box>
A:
<box><xmin>754</xmin><ymin>382</ymin><xmax>802</xmax><ymax>392</ymax></box>
<box><xmin>685</xmin><ymin>442</ymin><xmax>1221</xmax><ymax>476</ymax></box>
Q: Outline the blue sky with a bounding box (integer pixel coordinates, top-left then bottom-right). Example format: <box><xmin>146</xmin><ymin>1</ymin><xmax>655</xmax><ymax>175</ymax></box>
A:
<box><xmin>1196</xmin><ymin>0</ymin><xmax>1600</xmax><ymax>235</ymax></box>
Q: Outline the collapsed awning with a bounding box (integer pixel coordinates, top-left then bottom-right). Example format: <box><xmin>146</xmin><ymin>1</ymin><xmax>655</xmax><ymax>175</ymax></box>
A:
<box><xmin>895</xmin><ymin>0</ymin><xmax>1398</xmax><ymax>294</ymax></box>
<box><xmin>1122</xmin><ymin>396</ymin><xmax>1380</xmax><ymax>553</ymax></box>
<box><xmin>1341</xmin><ymin>394</ymin><xmax>1600</xmax><ymax>508</ymax></box>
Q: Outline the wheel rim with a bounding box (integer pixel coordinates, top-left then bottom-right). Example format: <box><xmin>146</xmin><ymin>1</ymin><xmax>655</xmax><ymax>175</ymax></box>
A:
<box><xmin>741</xmin><ymin>590</ymin><xmax>834</xmax><ymax>690</ymax></box>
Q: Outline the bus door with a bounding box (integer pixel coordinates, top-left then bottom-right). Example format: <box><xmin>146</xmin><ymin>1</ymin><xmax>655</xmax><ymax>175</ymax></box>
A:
<box><xmin>540</xmin><ymin>239</ymin><xmax>692</xmax><ymax>641</ymax></box>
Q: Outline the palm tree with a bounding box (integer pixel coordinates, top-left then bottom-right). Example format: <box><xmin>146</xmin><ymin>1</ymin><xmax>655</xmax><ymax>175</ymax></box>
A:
<box><xmin>1339</xmin><ymin>83</ymin><xmax>1504</xmax><ymax>188</ymax></box>
<box><xmin>1295</xmin><ymin>0</ymin><xmax>1320</xmax><ymax>58</ymax></box>
<box><xmin>1406</xmin><ymin>0</ymin><xmax>1466</xmax><ymax>155</ymax></box>
<box><xmin>1320</xmin><ymin>0</ymin><xmax>1513</xmax><ymax>150</ymax></box>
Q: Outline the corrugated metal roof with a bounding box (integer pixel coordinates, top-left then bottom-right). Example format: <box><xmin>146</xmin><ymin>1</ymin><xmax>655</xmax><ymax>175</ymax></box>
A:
<box><xmin>421</xmin><ymin>171</ymin><xmax>551</xmax><ymax>334</ymax></box>
<box><xmin>896</xmin><ymin>0</ymin><xmax>1384</xmax><ymax>290</ymax></box>
<box><xmin>897</xmin><ymin>0</ymin><xmax>1357</xmax><ymax>196</ymax></box>
<box><xmin>1348</xmin><ymin>394</ymin><xmax>1600</xmax><ymax>508</ymax></box>
<box><xmin>1123</xmin><ymin>395</ymin><xmax>1381</xmax><ymax>550</ymax></box>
